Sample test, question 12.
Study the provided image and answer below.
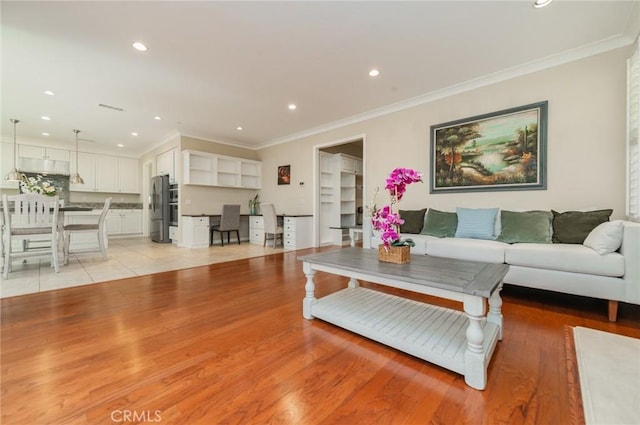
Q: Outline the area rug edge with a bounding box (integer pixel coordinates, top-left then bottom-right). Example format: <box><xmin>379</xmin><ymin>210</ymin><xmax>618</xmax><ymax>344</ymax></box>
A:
<box><xmin>564</xmin><ymin>325</ymin><xmax>585</xmax><ymax>425</ymax></box>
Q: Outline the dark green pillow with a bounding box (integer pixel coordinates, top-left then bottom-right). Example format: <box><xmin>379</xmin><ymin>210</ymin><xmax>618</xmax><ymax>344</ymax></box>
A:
<box><xmin>498</xmin><ymin>210</ymin><xmax>552</xmax><ymax>244</ymax></box>
<box><xmin>399</xmin><ymin>209</ymin><xmax>427</xmax><ymax>234</ymax></box>
<box><xmin>552</xmin><ymin>209</ymin><xmax>613</xmax><ymax>244</ymax></box>
<box><xmin>420</xmin><ymin>208</ymin><xmax>457</xmax><ymax>238</ymax></box>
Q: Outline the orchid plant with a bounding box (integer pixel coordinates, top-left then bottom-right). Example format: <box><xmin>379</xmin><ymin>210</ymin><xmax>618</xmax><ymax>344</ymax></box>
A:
<box><xmin>371</xmin><ymin>167</ymin><xmax>423</xmax><ymax>250</ymax></box>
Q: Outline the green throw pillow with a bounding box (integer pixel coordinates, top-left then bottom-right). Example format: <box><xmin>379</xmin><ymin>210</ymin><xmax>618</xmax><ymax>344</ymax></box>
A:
<box><xmin>497</xmin><ymin>210</ymin><xmax>552</xmax><ymax>244</ymax></box>
<box><xmin>420</xmin><ymin>209</ymin><xmax>457</xmax><ymax>238</ymax></box>
<box><xmin>552</xmin><ymin>209</ymin><xmax>613</xmax><ymax>244</ymax></box>
<box><xmin>399</xmin><ymin>209</ymin><xmax>427</xmax><ymax>234</ymax></box>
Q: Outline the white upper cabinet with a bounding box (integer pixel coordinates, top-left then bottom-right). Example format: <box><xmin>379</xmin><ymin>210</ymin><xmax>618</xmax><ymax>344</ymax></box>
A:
<box><xmin>19</xmin><ymin>145</ymin><xmax>69</xmax><ymax>161</ymax></box>
<box><xmin>157</xmin><ymin>148</ymin><xmax>178</xmax><ymax>183</ymax></box>
<box><xmin>182</xmin><ymin>150</ymin><xmax>261</xmax><ymax>189</ymax></box>
<box><xmin>118</xmin><ymin>157</ymin><xmax>140</xmax><ymax>194</ymax></box>
<box><xmin>71</xmin><ymin>153</ymin><xmax>139</xmax><ymax>193</ymax></box>
<box><xmin>338</xmin><ymin>154</ymin><xmax>363</xmax><ymax>175</ymax></box>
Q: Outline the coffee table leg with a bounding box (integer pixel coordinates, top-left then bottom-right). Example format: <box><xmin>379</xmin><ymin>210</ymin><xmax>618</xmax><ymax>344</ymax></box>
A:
<box><xmin>487</xmin><ymin>281</ymin><xmax>504</xmax><ymax>340</ymax></box>
<box><xmin>302</xmin><ymin>262</ymin><xmax>317</xmax><ymax>319</ymax></box>
<box><xmin>463</xmin><ymin>295</ymin><xmax>487</xmax><ymax>390</ymax></box>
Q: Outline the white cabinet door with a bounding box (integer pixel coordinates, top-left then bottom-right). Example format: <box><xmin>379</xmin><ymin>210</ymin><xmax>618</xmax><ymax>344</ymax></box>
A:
<box><xmin>121</xmin><ymin>210</ymin><xmax>142</xmax><ymax>234</ymax></box>
<box><xmin>118</xmin><ymin>158</ymin><xmax>140</xmax><ymax>193</ymax></box>
<box><xmin>106</xmin><ymin>210</ymin><xmax>122</xmax><ymax>235</ymax></box>
<box><xmin>0</xmin><ymin>143</ymin><xmax>18</xmax><ymax>189</ymax></box>
<box><xmin>96</xmin><ymin>155</ymin><xmax>118</xmax><ymax>192</ymax></box>
<box><xmin>182</xmin><ymin>216</ymin><xmax>210</xmax><ymax>248</ymax></box>
<box><xmin>157</xmin><ymin>149</ymin><xmax>177</xmax><ymax>183</ymax></box>
<box><xmin>70</xmin><ymin>152</ymin><xmax>97</xmax><ymax>191</ymax></box>
<box><xmin>19</xmin><ymin>145</ymin><xmax>69</xmax><ymax>161</ymax></box>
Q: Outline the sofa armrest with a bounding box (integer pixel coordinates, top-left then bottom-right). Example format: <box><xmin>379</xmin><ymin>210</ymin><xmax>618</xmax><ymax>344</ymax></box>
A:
<box><xmin>620</xmin><ymin>221</ymin><xmax>640</xmax><ymax>304</ymax></box>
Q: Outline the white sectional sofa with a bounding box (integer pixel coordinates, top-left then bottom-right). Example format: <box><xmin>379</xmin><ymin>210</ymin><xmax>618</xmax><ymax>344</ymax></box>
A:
<box><xmin>369</xmin><ymin>210</ymin><xmax>640</xmax><ymax>321</ymax></box>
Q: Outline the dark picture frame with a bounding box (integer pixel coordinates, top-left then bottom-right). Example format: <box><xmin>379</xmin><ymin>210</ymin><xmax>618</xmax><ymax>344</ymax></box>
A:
<box><xmin>277</xmin><ymin>165</ymin><xmax>291</xmax><ymax>185</ymax></box>
<box><xmin>430</xmin><ymin>101</ymin><xmax>547</xmax><ymax>193</ymax></box>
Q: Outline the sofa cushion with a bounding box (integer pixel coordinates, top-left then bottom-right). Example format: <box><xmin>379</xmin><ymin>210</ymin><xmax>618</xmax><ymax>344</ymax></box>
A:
<box><xmin>505</xmin><ymin>243</ymin><xmax>624</xmax><ymax>277</ymax></box>
<box><xmin>497</xmin><ymin>210</ymin><xmax>552</xmax><ymax>244</ymax></box>
<box><xmin>552</xmin><ymin>209</ymin><xmax>612</xmax><ymax>244</ymax></box>
<box><xmin>583</xmin><ymin>220</ymin><xmax>624</xmax><ymax>254</ymax></box>
<box><xmin>420</xmin><ymin>208</ymin><xmax>457</xmax><ymax>238</ymax></box>
<box><xmin>399</xmin><ymin>209</ymin><xmax>427</xmax><ymax>234</ymax></box>
<box><xmin>455</xmin><ymin>207</ymin><xmax>499</xmax><ymax>240</ymax></box>
<box><xmin>426</xmin><ymin>237</ymin><xmax>508</xmax><ymax>263</ymax></box>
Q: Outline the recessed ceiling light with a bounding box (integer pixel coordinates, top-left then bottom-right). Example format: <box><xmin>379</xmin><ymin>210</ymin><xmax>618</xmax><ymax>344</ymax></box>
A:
<box><xmin>41</xmin><ymin>116</ymin><xmax>51</xmax><ymax>120</ymax></box>
<box><xmin>533</xmin><ymin>0</ymin><xmax>552</xmax><ymax>8</ymax></box>
<box><xmin>237</xmin><ymin>126</ymin><xmax>243</xmax><ymax>131</ymax></box>
<box><xmin>42</xmin><ymin>132</ymin><xmax>50</xmax><ymax>136</ymax></box>
<box><xmin>132</xmin><ymin>42</ymin><xmax>148</xmax><ymax>51</ymax></box>
<box><xmin>117</xmin><ymin>144</ymin><xmax>124</xmax><ymax>148</ymax></box>
<box><xmin>131</xmin><ymin>132</ymin><xmax>138</xmax><ymax>136</ymax></box>
<box><xmin>154</xmin><ymin>116</ymin><xmax>161</xmax><ymax>120</ymax></box>
<box><xmin>43</xmin><ymin>90</ymin><xmax>55</xmax><ymax>96</ymax></box>
<box><xmin>369</xmin><ymin>69</ymin><xmax>380</xmax><ymax>77</ymax></box>
<box><xmin>288</xmin><ymin>104</ymin><xmax>297</xmax><ymax>110</ymax></box>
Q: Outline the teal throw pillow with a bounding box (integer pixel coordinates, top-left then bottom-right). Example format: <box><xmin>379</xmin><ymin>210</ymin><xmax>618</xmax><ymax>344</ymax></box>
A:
<box><xmin>455</xmin><ymin>207</ymin><xmax>499</xmax><ymax>240</ymax></box>
<box><xmin>420</xmin><ymin>209</ymin><xmax>457</xmax><ymax>238</ymax></box>
<box><xmin>552</xmin><ymin>209</ymin><xmax>613</xmax><ymax>244</ymax></box>
<box><xmin>399</xmin><ymin>209</ymin><xmax>427</xmax><ymax>234</ymax></box>
<box><xmin>497</xmin><ymin>210</ymin><xmax>552</xmax><ymax>244</ymax></box>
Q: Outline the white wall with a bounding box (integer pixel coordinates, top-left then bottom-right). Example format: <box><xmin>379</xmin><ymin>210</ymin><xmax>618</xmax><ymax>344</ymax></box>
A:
<box><xmin>257</xmin><ymin>45</ymin><xmax>631</xmax><ymax>220</ymax></box>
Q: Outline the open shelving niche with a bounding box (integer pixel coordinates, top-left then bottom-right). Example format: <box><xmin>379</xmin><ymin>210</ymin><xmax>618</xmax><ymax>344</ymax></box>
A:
<box><xmin>183</xmin><ymin>150</ymin><xmax>262</xmax><ymax>189</ymax></box>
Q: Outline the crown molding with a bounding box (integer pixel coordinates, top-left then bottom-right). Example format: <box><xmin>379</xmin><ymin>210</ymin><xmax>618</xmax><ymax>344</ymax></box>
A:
<box><xmin>258</xmin><ymin>33</ymin><xmax>635</xmax><ymax>150</ymax></box>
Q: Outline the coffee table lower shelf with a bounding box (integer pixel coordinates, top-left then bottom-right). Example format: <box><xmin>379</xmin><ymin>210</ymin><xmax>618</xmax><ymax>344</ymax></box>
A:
<box><xmin>310</xmin><ymin>287</ymin><xmax>500</xmax><ymax>379</ymax></box>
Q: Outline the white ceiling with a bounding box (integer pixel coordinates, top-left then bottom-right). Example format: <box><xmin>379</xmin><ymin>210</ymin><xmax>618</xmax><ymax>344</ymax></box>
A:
<box><xmin>2</xmin><ymin>1</ymin><xmax>638</xmax><ymax>156</ymax></box>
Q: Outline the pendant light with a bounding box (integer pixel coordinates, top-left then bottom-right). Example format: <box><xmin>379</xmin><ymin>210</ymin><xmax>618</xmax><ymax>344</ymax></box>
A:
<box><xmin>5</xmin><ymin>118</ymin><xmax>24</xmax><ymax>181</ymax></box>
<box><xmin>70</xmin><ymin>129</ymin><xmax>84</xmax><ymax>184</ymax></box>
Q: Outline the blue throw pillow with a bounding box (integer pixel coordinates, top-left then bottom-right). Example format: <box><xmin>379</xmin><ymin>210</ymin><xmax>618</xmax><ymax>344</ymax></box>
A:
<box><xmin>455</xmin><ymin>207</ymin><xmax>499</xmax><ymax>240</ymax></box>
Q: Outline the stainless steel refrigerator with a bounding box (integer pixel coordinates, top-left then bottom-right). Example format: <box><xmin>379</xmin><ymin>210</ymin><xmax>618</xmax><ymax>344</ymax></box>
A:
<box><xmin>151</xmin><ymin>175</ymin><xmax>171</xmax><ymax>243</ymax></box>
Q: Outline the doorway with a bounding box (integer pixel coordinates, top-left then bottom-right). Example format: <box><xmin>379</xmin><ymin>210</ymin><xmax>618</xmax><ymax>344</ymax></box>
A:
<box><xmin>314</xmin><ymin>136</ymin><xmax>365</xmax><ymax>247</ymax></box>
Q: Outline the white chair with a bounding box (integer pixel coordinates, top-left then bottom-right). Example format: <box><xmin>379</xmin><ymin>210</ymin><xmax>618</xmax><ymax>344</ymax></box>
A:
<box><xmin>63</xmin><ymin>198</ymin><xmax>111</xmax><ymax>264</ymax></box>
<box><xmin>210</xmin><ymin>204</ymin><xmax>241</xmax><ymax>246</ymax></box>
<box><xmin>2</xmin><ymin>193</ymin><xmax>60</xmax><ymax>279</ymax></box>
<box><xmin>261</xmin><ymin>203</ymin><xmax>283</xmax><ymax>247</ymax></box>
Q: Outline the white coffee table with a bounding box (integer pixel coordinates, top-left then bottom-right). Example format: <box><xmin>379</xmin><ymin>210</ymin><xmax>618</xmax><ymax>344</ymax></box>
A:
<box><xmin>299</xmin><ymin>248</ymin><xmax>509</xmax><ymax>390</ymax></box>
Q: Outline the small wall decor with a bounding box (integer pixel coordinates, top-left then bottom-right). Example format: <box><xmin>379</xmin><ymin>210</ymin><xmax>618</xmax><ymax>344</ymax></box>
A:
<box><xmin>277</xmin><ymin>165</ymin><xmax>291</xmax><ymax>185</ymax></box>
<box><xmin>430</xmin><ymin>101</ymin><xmax>547</xmax><ymax>193</ymax></box>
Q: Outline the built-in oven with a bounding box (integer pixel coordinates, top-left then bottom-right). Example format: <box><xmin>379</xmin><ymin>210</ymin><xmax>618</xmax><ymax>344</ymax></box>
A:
<box><xmin>169</xmin><ymin>183</ymin><xmax>179</xmax><ymax>226</ymax></box>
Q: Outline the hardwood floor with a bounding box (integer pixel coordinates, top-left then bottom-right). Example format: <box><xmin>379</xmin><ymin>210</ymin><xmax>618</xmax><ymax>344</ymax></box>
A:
<box><xmin>2</xmin><ymin>247</ymin><xmax>639</xmax><ymax>425</ymax></box>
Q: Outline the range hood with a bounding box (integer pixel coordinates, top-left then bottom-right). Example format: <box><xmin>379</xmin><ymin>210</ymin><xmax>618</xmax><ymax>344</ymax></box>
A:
<box><xmin>19</xmin><ymin>157</ymin><xmax>70</xmax><ymax>176</ymax></box>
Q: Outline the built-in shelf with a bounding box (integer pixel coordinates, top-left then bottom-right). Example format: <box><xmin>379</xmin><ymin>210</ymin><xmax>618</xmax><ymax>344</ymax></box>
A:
<box><xmin>183</xmin><ymin>150</ymin><xmax>262</xmax><ymax>189</ymax></box>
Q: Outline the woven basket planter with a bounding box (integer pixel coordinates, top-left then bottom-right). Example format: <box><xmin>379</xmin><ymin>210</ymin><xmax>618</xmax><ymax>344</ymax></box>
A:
<box><xmin>377</xmin><ymin>244</ymin><xmax>410</xmax><ymax>264</ymax></box>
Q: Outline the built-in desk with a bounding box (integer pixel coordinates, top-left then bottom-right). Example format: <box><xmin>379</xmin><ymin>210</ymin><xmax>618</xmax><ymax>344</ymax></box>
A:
<box><xmin>249</xmin><ymin>214</ymin><xmax>313</xmax><ymax>250</ymax></box>
<box><xmin>182</xmin><ymin>213</ymin><xmax>313</xmax><ymax>250</ymax></box>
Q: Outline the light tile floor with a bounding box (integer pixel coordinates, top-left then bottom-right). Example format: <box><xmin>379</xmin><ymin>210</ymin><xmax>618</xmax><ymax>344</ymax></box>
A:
<box><xmin>1</xmin><ymin>238</ymin><xmax>286</xmax><ymax>298</ymax></box>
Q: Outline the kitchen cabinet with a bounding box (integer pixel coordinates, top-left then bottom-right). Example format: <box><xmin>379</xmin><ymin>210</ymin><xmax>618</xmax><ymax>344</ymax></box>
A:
<box><xmin>106</xmin><ymin>209</ymin><xmax>142</xmax><ymax>236</ymax></box>
<box><xmin>71</xmin><ymin>153</ymin><xmax>139</xmax><ymax>193</ymax></box>
<box><xmin>19</xmin><ymin>145</ymin><xmax>69</xmax><ymax>161</ymax></box>
<box><xmin>157</xmin><ymin>148</ymin><xmax>178</xmax><ymax>183</ymax></box>
<box><xmin>183</xmin><ymin>150</ymin><xmax>261</xmax><ymax>189</ymax></box>
<box><xmin>182</xmin><ymin>216</ymin><xmax>210</xmax><ymax>248</ymax></box>
<box><xmin>117</xmin><ymin>157</ymin><xmax>140</xmax><ymax>193</ymax></box>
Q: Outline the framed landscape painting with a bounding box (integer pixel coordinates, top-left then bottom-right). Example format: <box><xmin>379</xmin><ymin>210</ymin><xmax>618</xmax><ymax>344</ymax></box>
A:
<box><xmin>430</xmin><ymin>101</ymin><xmax>547</xmax><ymax>193</ymax></box>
